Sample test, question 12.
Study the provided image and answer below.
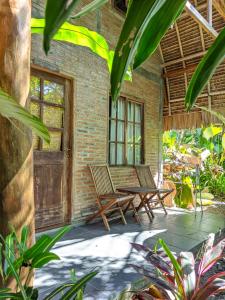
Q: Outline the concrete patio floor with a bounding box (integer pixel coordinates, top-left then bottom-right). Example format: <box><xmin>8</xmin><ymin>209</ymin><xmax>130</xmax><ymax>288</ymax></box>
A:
<box><xmin>35</xmin><ymin>208</ymin><xmax>225</xmax><ymax>300</ymax></box>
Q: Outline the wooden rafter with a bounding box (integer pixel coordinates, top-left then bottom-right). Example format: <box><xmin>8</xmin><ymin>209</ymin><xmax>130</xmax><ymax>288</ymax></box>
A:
<box><xmin>159</xmin><ymin>44</ymin><xmax>171</xmax><ymax>112</ymax></box>
<box><xmin>162</xmin><ymin>51</ymin><xmax>206</xmax><ymax>67</ymax></box>
<box><xmin>175</xmin><ymin>23</ymin><xmax>188</xmax><ymax>90</ymax></box>
<box><xmin>213</xmin><ymin>0</ymin><xmax>225</xmax><ymax>20</ymax></box>
<box><xmin>185</xmin><ymin>1</ymin><xmax>218</xmax><ymax>38</ymax></box>
<box><xmin>208</xmin><ymin>0</ymin><xmax>213</xmax><ymax>25</ymax></box>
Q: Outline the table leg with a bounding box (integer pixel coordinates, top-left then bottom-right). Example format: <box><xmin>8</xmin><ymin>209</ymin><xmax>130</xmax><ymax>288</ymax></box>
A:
<box><xmin>139</xmin><ymin>193</ymin><xmax>152</xmax><ymax>222</ymax></box>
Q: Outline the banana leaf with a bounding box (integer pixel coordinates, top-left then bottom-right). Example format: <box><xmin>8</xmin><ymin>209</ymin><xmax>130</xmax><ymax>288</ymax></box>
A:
<box><xmin>110</xmin><ymin>0</ymin><xmax>186</xmax><ymax>102</ymax></box>
<box><xmin>32</xmin><ymin>19</ymin><xmax>132</xmax><ymax>81</ymax></box>
<box><xmin>0</xmin><ymin>89</ymin><xmax>50</xmax><ymax>143</ymax></box>
<box><xmin>133</xmin><ymin>0</ymin><xmax>186</xmax><ymax>69</ymax></box>
<box><xmin>186</xmin><ymin>26</ymin><xmax>225</xmax><ymax>110</ymax></box>
<box><xmin>71</xmin><ymin>0</ymin><xmax>108</xmax><ymax>20</ymax></box>
<box><xmin>44</xmin><ymin>0</ymin><xmax>80</xmax><ymax>54</ymax></box>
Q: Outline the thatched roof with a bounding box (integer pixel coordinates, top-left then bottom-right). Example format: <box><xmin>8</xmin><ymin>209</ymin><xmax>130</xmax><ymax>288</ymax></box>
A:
<box><xmin>161</xmin><ymin>0</ymin><xmax>225</xmax><ymax>130</ymax></box>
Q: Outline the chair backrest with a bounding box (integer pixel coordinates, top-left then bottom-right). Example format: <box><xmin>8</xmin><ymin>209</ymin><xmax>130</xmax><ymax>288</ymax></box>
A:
<box><xmin>89</xmin><ymin>164</ymin><xmax>115</xmax><ymax>196</ymax></box>
<box><xmin>135</xmin><ymin>165</ymin><xmax>157</xmax><ymax>189</ymax></box>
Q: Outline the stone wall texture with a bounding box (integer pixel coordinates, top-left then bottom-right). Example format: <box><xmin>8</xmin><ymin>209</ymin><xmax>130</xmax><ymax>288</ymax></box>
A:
<box><xmin>31</xmin><ymin>0</ymin><xmax>163</xmax><ymax>224</ymax></box>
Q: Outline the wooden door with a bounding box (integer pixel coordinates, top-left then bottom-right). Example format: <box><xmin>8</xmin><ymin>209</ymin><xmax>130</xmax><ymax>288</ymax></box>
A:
<box><xmin>29</xmin><ymin>67</ymin><xmax>73</xmax><ymax>231</ymax></box>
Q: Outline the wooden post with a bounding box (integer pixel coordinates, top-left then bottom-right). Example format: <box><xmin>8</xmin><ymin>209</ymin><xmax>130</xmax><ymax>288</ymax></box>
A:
<box><xmin>0</xmin><ymin>0</ymin><xmax>34</xmax><ymax>288</ymax></box>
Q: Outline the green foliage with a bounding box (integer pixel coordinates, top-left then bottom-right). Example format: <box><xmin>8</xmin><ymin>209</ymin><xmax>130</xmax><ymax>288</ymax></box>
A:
<box><xmin>31</xmin><ymin>19</ymin><xmax>132</xmax><ymax>82</ymax></box>
<box><xmin>163</xmin><ymin>126</ymin><xmax>225</xmax><ymax>202</ymax></box>
<box><xmin>71</xmin><ymin>0</ymin><xmax>108</xmax><ymax>20</ymax></box>
<box><xmin>0</xmin><ymin>89</ymin><xmax>50</xmax><ymax>144</ymax></box>
<box><xmin>0</xmin><ymin>226</ymin><xmax>98</xmax><ymax>300</ymax></box>
<box><xmin>186</xmin><ymin>26</ymin><xmax>225</xmax><ymax>110</ymax></box>
<box><xmin>43</xmin><ymin>0</ymin><xmax>80</xmax><ymax>54</ymax></box>
<box><xmin>110</xmin><ymin>0</ymin><xmax>186</xmax><ymax>102</ymax></box>
<box><xmin>44</xmin><ymin>0</ymin><xmax>109</xmax><ymax>54</ymax></box>
<box><xmin>121</xmin><ymin>236</ymin><xmax>225</xmax><ymax>300</ymax></box>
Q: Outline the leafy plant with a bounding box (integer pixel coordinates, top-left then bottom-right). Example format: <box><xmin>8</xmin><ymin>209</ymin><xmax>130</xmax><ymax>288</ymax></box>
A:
<box><xmin>117</xmin><ymin>235</ymin><xmax>225</xmax><ymax>299</ymax></box>
<box><xmin>31</xmin><ymin>19</ymin><xmax>132</xmax><ymax>81</ymax></box>
<box><xmin>43</xmin><ymin>0</ymin><xmax>109</xmax><ymax>54</ymax></box>
<box><xmin>0</xmin><ymin>226</ymin><xmax>98</xmax><ymax>299</ymax></box>
<box><xmin>110</xmin><ymin>0</ymin><xmax>186</xmax><ymax>102</ymax></box>
<box><xmin>0</xmin><ymin>89</ymin><xmax>50</xmax><ymax>143</ymax></box>
<box><xmin>185</xmin><ymin>26</ymin><xmax>225</xmax><ymax>110</ymax></box>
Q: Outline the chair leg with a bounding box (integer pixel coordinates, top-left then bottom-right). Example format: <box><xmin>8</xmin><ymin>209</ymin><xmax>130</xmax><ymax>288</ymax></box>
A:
<box><xmin>119</xmin><ymin>205</ymin><xmax>127</xmax><ymax>225</ymax></box>
<box><xmin>101</xmin><ymin>213</ymin><xmax>110</xmax><ymax>231</ymax></box>
<box><xmin>131</xmin><ymin>200</ymin><xmax>141</xmax><ymax>223</ymax></box>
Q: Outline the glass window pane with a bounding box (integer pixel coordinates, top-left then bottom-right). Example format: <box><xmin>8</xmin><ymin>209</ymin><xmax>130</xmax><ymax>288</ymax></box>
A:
<box><xmin>29</xmin><ymin>102</ymin><xmax>40</xmax><ymax>118</ymax></box>
<box><xmin>42</xmin><ymin>131</ymin><xmax>62</xmax><ymax>151</ymax></box>
<box><xmin>43</xmin><ymin>106</ymin><xmax>64</xmax><ymax>128</ymax></box>
<box><xmin>44</xmin><ymin>80</ymin><xmax>64</xmax><ymax>105</ymax></box>
<box><xmin>117</xmin><ymin>144</ymin><xmax>124</xmax><ymax>165</ymax></box>
<box><xmin>135</xmin><ymin>104</ymin><xmax>141</xmax><ymax>123</ymax></box>
<box><xmin>110</xmin><ymin>143</ymin><xmax>116</xmax><ymax>165</ymax></box>
<box><xmin>135</xmin><ymin>125</ymin><xmax>141</xmax><ymax>143</ymax></box>
<box><xmin>128</xmin><ymin>102</ymin><xmax>134</xmax><ymax>121</ymax></box>
<box><xmin>117</xmin><ymin>121</ymin><xmax>124</xmax><ymax>142</ymax></box>
<box><xmin>118</xmin><ymin>98</ymin><xmax>125</xmax><ymax>120</ymax></box>
<box><xmin>127</xmin><ymin>144</ymin><xmax>134</xmax><ymax>165</ymax></box>
<box><xmin>135</xmin><ymin>145</ymin><xmax>141</xmax><ymax>164</ymax></box>
<box><xmin>110</xmin><ymin>101</ymin><xmax>116</xmax><ymax>118</ymax></box>
<box><xmin>110</xmin><ymin>120</ymin><xmax>116</xmax><ymax>141</ymax></box>
<box><xmin>127</xmin><ymin>123</ymin><xmax>134</xmax><ymax>143</ymax></box>
<box><xmin>30</xmin><ymin>76</ymin><xmax>40</xmax><ymax>98</ymax></box>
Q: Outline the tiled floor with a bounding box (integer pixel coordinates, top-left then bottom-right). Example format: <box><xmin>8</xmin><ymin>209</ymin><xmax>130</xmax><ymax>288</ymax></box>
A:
<box><xmin>35</xmin><ymin>208</ymin><xmax>225</xmax><ymax>300</ymax></box>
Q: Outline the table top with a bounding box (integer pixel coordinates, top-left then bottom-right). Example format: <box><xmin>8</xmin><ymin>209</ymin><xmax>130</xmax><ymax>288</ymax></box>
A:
<box><xmin>117</xmin><ymin>186</ymin><xmax>157</xmax><ymax>194</ymax></box>
<box><xmin>117</xmin><ymin>186</ymin><xmax>172</xmax><ymax>194</ymax></box>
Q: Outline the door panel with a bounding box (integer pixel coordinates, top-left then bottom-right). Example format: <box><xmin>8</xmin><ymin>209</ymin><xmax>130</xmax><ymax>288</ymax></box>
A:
<box><xmin>30</xmin><ymin>68</ymin><xmax>73</xmax><ymax>231</ymax></box>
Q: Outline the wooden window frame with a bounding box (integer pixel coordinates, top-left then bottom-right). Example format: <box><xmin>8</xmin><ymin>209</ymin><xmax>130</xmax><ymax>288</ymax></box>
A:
<box><xmin>109</xmin><ymin>96</ymin><xmax>145</xmax><ymax>166</ymax></box>
<box><xmin>30</xmin><ymin>69</ymin><xmax>67</xmax><ymax>152</ymax></box>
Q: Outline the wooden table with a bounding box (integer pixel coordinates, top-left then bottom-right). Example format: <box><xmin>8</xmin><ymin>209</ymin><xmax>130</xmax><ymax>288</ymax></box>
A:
<box><xmin>117</xmin><ymin>186</ymin><xmax>160</xmax><ymax>222</ymax></box>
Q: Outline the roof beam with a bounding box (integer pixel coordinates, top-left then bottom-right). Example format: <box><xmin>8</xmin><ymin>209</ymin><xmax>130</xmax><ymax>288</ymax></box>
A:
<box><xmin>162</xmin><ymin>51</ymin><xmax>206</xmax><ymax>67</ymax></box>
<box><xmin>185</xmin><ymin>1</ymin><xmax>218</xmax><ymax>38</ymax></box>
<box><xmin>213</xmin><ymin>0</ymin><xmax>225</xmax><ymax>20</ymax></box>
<box><xmin>208</xmin><ymin>0</ymin><xmax>213</xmax><ymax>25</ymax></box>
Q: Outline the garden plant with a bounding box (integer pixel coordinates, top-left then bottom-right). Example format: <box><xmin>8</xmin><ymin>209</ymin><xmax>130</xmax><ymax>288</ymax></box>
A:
<box><xmin>0</xmin><ymin>226</ymin><xmax>97</xmax><ymax>299</ymax></box>
<box><xmin>117</xmin><ymin>235</ymin><xmax>225</xmax><ymax>300</ymax></box>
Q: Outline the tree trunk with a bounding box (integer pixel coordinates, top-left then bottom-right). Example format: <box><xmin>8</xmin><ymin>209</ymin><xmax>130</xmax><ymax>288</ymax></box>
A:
<box><xmin>0</xmin><ymin>0</ymin><xmax>34</xmax><ymax>288</ymax></box>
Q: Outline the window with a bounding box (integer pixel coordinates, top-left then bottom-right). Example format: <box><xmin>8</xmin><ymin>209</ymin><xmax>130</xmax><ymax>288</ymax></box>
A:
<box><xmin>109</xmin><ymin>96</ymin><xmax>144</xmax><ymax>165</ymax></box>
<box><xmin>113</xmin><ymin>0</ymin><xmax>127</xmax><ymax>14</ymax></box>
<box><xmin>29</xmin><ymin>71</ymin><xmax>66</xmax><ymax>151</ymax></box>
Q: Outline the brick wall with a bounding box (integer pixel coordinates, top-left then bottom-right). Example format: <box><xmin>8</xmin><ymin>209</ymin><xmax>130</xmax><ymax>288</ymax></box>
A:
<box><xmin>31</xmin><ymin>0</ymin><xmax>163</xmax><ymax>224</ymax></box>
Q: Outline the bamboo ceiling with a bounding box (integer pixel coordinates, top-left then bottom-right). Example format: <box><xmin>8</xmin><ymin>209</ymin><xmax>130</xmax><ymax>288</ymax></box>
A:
<box><xmin>161</xmin><ymin>0</ymin><xmax>225</xmax><ymax>130</ymax></box>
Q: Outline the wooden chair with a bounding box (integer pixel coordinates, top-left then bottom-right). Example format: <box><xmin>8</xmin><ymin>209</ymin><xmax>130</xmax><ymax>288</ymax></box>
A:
<box><xmin>88</xmin><ymin>164</ymin><xmax>140</xmax><ymax>231</ymax></box>
<box><xmin>135</xmin><ymin>165</ymin><xmax>174</xmax><ymax>216</ymax></box>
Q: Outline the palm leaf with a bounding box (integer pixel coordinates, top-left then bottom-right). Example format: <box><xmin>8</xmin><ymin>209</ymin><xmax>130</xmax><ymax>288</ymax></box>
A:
<box><xmin>186</xmin><ymin>26</ymin><xmax>225</xmax><ymax>110</ymax></box>
<box><xmin>44</xmin><ymin>0</ymin><xmax>80</xmax><ymax>54</ymax></box>
<box><xmin>110</xmin><ymin>0</ymin><xmax>186</xmax><ymax>102</ymax></box>
<box><xmin>0</xmin><ymin>89</ymin><xmax>50</xmax><ymax>143</ymax></box>
<box><xmin>71</xmin><ymin>0</ymin><xmax>108</xmax><ymax>20</ymax></box>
